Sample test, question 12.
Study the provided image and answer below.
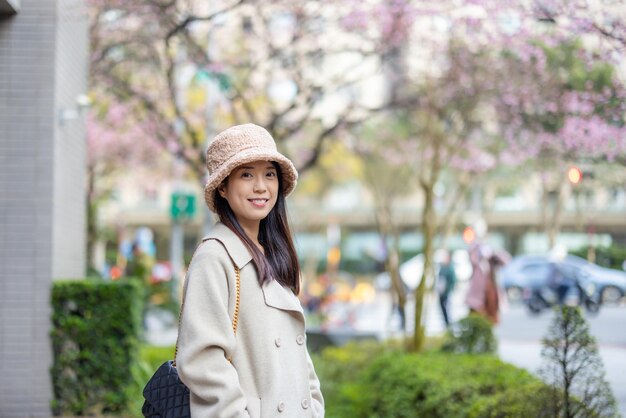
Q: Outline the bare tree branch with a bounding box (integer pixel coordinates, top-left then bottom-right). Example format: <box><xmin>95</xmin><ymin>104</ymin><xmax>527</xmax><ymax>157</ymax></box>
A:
<box><xmin>165</xmin><ymin>0</ymin><xmax>248</xmax><ymax>41</ymax></box>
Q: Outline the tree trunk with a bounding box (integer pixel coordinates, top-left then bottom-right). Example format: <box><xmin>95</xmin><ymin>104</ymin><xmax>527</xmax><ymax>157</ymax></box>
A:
<box><xmin>374</xmin><ymin>203</ymin><xmax>407</xmax><ymax>333</ymax></box>
<box><xmin>412</xmin><ymin>182</ymin><xmax>436</xmax><ymax>351</ymax></box>
<box><xmin>542</xmin><ymin>182</ymin><xmax>565</xmax><ymax>250</ymax></box>
<box><xmin>86</xmin><ymin>167</ymin><xmax>98</xmax><ymax>274</ymax></box>
<box><xmin>385</xmin><ymin>240</ymin><xmax>406</xmax><ymax>332</ymax></box>
<box><xmin>437</xmin><ymin>180</ymin><xmax>470</xmax><ymax>252</ymax></box>
<box><xmin>548</xmin><ymin>182</ymin><xmax>565</xmax><ymax>249</ymax></box>
<box><xmin>540</xmin><ymin>168</ymin><xmax>566</xmax><ymax>250</ymax></box>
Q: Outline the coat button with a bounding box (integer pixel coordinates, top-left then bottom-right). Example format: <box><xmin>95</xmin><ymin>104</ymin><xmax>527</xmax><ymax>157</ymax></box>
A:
<box><xmin>301</xmin><ymin>398</ymin><xmax>310</xmax><ymax>409</ymax></box>
<box><xmin>296</xmin><ymin>334</ymin><xmax>305</xmax><ymax>345</ymax></box>
<box><xmin>277</xmin><ymin>401</ymin><xmax>285</xmax><ymax>412</ymax></box>
<box><xmin>275</xmin><ymin>337</ymin><xmax>282</xmax><ymax>347</ymax></box>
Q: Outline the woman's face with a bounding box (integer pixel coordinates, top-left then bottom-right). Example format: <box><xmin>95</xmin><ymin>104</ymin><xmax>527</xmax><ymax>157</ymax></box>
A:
<box><xmin>218</xmin><ymin>160</ymin><xmax>279</xmax><ymax>228</ymax></box>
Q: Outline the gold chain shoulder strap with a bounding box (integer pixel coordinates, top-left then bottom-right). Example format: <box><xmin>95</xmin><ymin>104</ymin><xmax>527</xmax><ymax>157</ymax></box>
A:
<box><xmin>173</xmin><ymin>259</ymin><xmax>241</xmax><ymax>367</ymax></box>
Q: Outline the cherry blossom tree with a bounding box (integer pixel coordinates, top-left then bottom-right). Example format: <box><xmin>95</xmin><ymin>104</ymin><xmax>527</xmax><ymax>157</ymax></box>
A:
<box><xmin>350</xmin><ymin>120</ymin><xmax>417</xmax><ymax>336</ymax></box>
<box><xmin>88</xmin><ymin>0</ymin><xmax>379</xmax><ymax>181</ymax></box>
<box><xmin>86</xmin><ymin>102</ymin><xmax>169</xmax><ymax>270</ymax></box>
<box><xmin>529</xmin><ymin>0</ymin><xmax>626</xmax><ymax>52</ymax></box>
<box><xmin>340</xmin><ymin>0</ymin><xmax>510</xmax><ymax>350</ymax></box>
<box><xmin>86</xmin><ymin>0</ymin><xmax>626</xmax><ymax>350</ymax></box>
<box><xmin>86</xmin><ymin>0</ymin><xmax>389</xmax><ymax>272</ymax></box>
<box><xmin>494</xmin><ymin>37</ymin><xmax>626</xmax><ymax>247</ymax></box>
<box><xmin>340</xmin><ymin>0</ymin><xmax>626</xmax><ymax>350</ymax></box>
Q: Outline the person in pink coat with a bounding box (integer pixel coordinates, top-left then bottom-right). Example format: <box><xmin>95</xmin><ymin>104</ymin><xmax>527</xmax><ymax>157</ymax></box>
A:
<box><xmin>465</xmin><ymin>242</ymin><xmax>510</xmax><ymax>325</ymax></box>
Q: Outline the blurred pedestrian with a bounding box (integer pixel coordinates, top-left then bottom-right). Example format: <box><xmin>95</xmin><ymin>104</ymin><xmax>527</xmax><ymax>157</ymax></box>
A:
<box><xmin>437</xmin><ymin>249</ymin><xmax>457</xmax><ymax>328</ymax></box>
<box><xmin>547</xmin><ymin>262</ymin><xmax>575</xmax><ymax>305</ymax></box>
<box><xmin>176</xmin><ymin>124</ymin><xmax>324</xmax><ymax>417</ymax></box>
<box><xmin>466</xmin><ymin>243</ymin><xmax>510</xmax><ymax>325</ymax></box>
<box><xmin>465</xmin><ymin>243</ymin><xmax>499</xmax><ymax>324</ymax></box>
<box><xmin>125</xmin><ymin>241</ymin><xmax>154</xmax><ymax>329</ymax></box>
<box><xmin>125</xmin><ymin>242</ymin><xmax>154</xmax><ymax>285</ymax></box>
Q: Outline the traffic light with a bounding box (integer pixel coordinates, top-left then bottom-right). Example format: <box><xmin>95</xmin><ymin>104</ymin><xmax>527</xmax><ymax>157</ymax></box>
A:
<box><xmin>567</xmin><ymin>166</ymin><xmax>583</xmax><ymax>185</ymax></box>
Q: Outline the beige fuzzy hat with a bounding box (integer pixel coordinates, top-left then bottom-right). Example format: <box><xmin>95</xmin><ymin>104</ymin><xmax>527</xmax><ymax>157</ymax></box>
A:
<box><xmin>203</xmin><ymin>124</ymin><xmax>298</xmax><ymax>212</ymax></box>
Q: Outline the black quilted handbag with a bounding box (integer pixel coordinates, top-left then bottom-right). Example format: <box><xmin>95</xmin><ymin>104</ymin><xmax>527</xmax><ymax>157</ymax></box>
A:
<box><xmin>141</xmin><ymin>263</ymin><xmax>240</xmax><ymax>417</ymax></box>
<box><xmin>142</xmin><ymin>360</ymin><xmax>190</xmax><ymax>418</ymax></box>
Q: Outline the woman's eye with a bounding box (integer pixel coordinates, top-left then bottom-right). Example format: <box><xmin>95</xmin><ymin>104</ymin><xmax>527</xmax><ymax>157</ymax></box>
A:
<box><xmin>241</xmin><ymin>172</ymin><xmax>253</xmax><ymax>178</ymax></box>
<box><xmin>267</xmin><ymin>171</ymin><xmax>277</xmax><ymax>177</ymax></box>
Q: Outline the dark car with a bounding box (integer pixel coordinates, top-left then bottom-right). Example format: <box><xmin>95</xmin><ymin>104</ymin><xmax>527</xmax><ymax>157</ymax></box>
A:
<box><xmin>501</xmin><ymin>254</ymin><xmax>626</xmax><ymax>304</ymax></box>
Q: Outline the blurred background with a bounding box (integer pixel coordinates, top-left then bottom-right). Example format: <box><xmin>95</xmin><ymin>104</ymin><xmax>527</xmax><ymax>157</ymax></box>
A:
<box><xmin>2</xmin><ymin>0</ymin><xmax>626</xmax><ymax>416</ymax></box>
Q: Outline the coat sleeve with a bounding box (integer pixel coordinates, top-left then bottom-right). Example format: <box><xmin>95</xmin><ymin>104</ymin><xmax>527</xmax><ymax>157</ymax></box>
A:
<box><xmin>176</xmin><ymin>242</ymin><xmax>250</xmax><ymax>418</ymax></box>
<box><xmin>305</xmin><ymin>348</ymin><xmax>325</xmax><ymax>417</ymax></box>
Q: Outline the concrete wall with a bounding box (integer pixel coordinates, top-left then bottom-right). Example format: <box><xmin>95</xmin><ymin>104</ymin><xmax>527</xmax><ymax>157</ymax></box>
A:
<box><xmin>0</xmin><ymin>0</ymin><xmax>87</xmax><ymax>416</ymax></box>
<box><xmin>53</xmin><ymin>0</ymin><xmax>87</xmax><ymax>278</ymax></box>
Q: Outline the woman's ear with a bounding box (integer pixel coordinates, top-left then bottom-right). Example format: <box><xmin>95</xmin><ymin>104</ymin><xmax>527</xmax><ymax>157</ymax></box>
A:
<box><xmin>217</xmin><ymin>182</ymin><xmax>227</xmax><ymax>198</ymax></box>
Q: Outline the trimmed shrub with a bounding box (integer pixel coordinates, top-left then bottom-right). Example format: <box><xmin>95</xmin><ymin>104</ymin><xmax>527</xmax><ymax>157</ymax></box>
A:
<box><xmin>313</xmin><ymin>340</ymin><xmax>399</xmax><ymax>418</ymax></box>
<box><xmin>50</xmin><ymin>279</ymin><xmax>144</xmax><ymax>416</ymax></box>
<box><xmin>441</xmin><ymin>313</ymin><xmax>497</xmax><ymax>354</ymax></box>
<box><xmin>314</xmin><ymin>341</ymin><xmax>550</xmax><ymax>418</ymax></box>
<box><xmin>357</xmin><ymin>352</ymin><xmax>543</xmax><ymax>418</ymax></box>
<box><xmin>467</xmin><ymin>381</ymin><xmax>554</xmax><ymax>418</ymax></box>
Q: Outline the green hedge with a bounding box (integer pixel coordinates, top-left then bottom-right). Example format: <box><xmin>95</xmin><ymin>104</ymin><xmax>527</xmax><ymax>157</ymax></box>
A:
<box><xmin>571</xmin><ymin>245</ymin><xmax>626</xmax><ymax>271</ymax></box>
<box><xmin>313</xmin><ymin>341</ymin><xmax>550</xmax><ymax>418</ymax></box>
<box><xmin>50</xmin><ymin>279</ymin><xmax>144</xmax><ymax>416</ymax></box>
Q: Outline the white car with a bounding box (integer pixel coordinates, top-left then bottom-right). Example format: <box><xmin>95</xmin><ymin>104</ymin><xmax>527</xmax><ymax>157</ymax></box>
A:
<box><xmin>375</xmin><ymin>249</ymin><xmax>471</xmax><ymax>291</ymax></box>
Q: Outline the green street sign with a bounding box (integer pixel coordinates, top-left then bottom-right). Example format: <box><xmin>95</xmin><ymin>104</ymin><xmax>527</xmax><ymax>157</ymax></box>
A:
<box><xmin>171</xmin><ymin>192</ymin><xmax>196</xmax><ymax>221</ymax></box>
<box><xmin>195</xmin><ymin>69</ymin><xmax>231</xmax><ymax>92</ymax></box>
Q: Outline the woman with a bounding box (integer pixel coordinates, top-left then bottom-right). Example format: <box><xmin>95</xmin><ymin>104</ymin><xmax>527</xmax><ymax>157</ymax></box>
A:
<box><xmin>176</xmin><ymin>124</ymin><xmax>325</xmax><ymax>417</ymax></box>
<box><xmin>465</xmin><ymin>242</ymin><xmax>494</xmax><ymax>322</ymax></box>
<box><xmin>465</xmin><ymin>243</ymin><xmax>509</xmax><ymax>325</ymax></box>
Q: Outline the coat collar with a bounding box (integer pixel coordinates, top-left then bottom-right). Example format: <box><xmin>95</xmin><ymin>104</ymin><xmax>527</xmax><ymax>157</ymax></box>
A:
<box><xmin>203</xmin><ymin>223</ymin><xmax>303</xmax><ymax>314</ymax></box>
<box><xmin>202</xmin><ymin>222</ymin><xmax>253</xmax><ymax>269</ymax></box>
<box><xmin>262</xmin><ymin>278</ymin><xmax>303</xmax><ymax>314</ymax></box>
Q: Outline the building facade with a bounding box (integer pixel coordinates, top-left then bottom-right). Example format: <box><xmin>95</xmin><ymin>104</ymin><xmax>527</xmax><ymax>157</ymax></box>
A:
<box><xmin>0</xmin><ymin>0</ymin><xmax>88</xmax><ymax>416</ymax></box>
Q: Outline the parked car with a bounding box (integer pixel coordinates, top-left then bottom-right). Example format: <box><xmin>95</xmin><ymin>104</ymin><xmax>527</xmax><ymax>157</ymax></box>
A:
<box><xmin>374</xmin><ymin>249</ymin><xmax>471</xmax><ymax>291</ymax></box>
<box><xmin>522</xmin><ymin>261</ymin><xmax>601</xmax><ymax>315</ymax></box>
<box><xmin>501</xmin><ymin>254</ymin><xmax>626</xmax><ymax>304</ymax></box>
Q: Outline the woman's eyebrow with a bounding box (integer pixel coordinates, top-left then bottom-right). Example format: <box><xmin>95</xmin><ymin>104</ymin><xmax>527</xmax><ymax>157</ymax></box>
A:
<box><xmin>238</xmin><ymin>165</ymin><xmax>276</xmax><ymax>170</ymax></box>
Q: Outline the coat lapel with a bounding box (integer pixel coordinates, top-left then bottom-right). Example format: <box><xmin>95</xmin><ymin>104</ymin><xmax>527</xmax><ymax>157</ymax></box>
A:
<box><xmin>262</xmin><ymin>278</ymin><xmax>303</xmax><ymax>314</ymax></box>
<box><xmin>204</xmin><ymin>222</ymin><xmax>303</xmax><ymax>314</ymax></box>
<box><xmin>202</xmin><ymin>222</ymin><xmax>253</xmax><ymax>269</ymax></box>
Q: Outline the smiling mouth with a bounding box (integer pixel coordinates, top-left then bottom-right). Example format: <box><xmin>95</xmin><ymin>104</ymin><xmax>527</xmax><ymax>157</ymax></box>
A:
<box><xmin>248</xmin><ymin>199</ymin><xmax>269</xmax><ymax>205</ymax></box>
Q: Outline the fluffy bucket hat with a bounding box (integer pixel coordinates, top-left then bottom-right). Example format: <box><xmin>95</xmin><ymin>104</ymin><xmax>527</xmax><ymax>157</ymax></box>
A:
<box><xmin>203</xmin><ymin>123</ymin><xmax>298</xmax><ymax>212</ymax></box>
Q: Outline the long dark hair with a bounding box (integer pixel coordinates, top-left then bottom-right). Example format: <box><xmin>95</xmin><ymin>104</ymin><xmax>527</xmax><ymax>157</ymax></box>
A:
<box><xmin>214</xmin><ymin>162</ymin><xmax>301</xmax><ymax>294</ymax></box>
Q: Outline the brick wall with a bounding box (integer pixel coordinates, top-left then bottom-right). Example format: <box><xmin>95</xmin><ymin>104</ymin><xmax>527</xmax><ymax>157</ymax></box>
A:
<box><xmin>0</xmin><ymin>0</ymin><xmax>87</xmax><ymax>416</ymax></box>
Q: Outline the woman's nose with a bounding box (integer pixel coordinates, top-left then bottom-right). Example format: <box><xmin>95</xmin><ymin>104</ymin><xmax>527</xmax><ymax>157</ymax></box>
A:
<box><xmin>253</xmin><ymin>178</ymin><xmax>267</xmax><ymax>192</ymax></box>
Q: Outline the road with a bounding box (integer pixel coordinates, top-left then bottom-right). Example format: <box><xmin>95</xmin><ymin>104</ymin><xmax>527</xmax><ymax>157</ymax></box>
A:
<box><xmin>496</xmin><ymin>302</ymin><xmax>626</xmax><ymax>346</ymax></box>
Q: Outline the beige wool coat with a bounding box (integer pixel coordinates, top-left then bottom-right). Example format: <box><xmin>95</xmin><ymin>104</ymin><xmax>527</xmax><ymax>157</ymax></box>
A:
<box><xmin>176</xmin><ymin>222</ymin><xmax>325</xmax><ymax>418</ymax></box>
